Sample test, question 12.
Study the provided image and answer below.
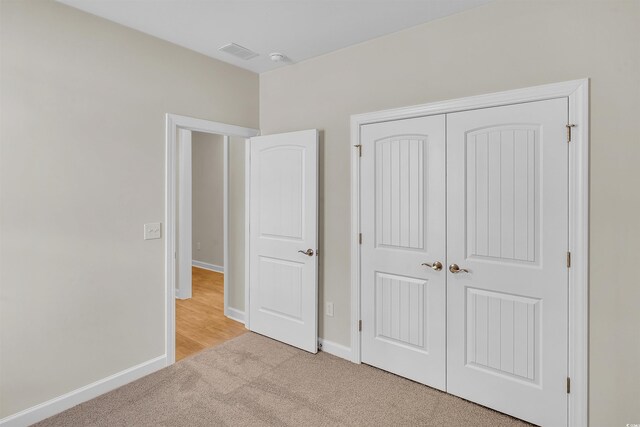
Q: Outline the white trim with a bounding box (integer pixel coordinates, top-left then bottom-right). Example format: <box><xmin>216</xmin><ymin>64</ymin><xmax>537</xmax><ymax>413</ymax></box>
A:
<box><xmin>165</xmin><ymin>115</ymin><xmax>177</xmax><ymax>365</ymax></box>
<box><xmin>0</xmin><ymin>355</ymin><xmax>166</xmax><ymax>427</ymax></box>
<box><xmin>192</xmin><ymin>260</ymin><xmax>224</xmax><ymax>273</ymax></box>
<box><xmin>318</xmin><ymin>338</ymin><xmax>352</xmax><ymax>361</ymax></box>
<box><xmin>567</xmin><ymin>79</ymin><xmax>590</xmax><ymax>427</ymax></box>
<box><xmin>166</xmin><ymin>114</ymin><xmax>259</xmax><ymax>366</ymax></box>
<box><xmin>223</xmin><ymin>135</ymin><xmax>230</xmax><ymax>317</ymax></box>
<box><xmin>351</xmin><ymin>79</ymin><xmax>589</xmax><ymax>125</ymax></box>
<box><xmin>226</xmin><ymin>307</ymin><xmax>245</xmax><ymax>324</ymax></box>
<box><xmin>350</xmin><ymin>117</ymin><xmax>362</xmax><ymax>364</ymax></box>
<box><xmin>350</xmin><ymin>79</ymin><xmax>589</xmax><ymax>426</ymax></box>
<box><xmin>168</xmin><ymin>114</ymin><xmax>259</xmax><ymax>138</ymax></box>
<box><xmin>244</xmin><ymin>138</ymin><xmax>252</xmax><ymax>330</ymax></box>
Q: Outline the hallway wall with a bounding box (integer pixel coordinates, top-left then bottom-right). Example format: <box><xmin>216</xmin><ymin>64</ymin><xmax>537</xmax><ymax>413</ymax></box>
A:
<box><xmin>192</xmin><ymin>132</ymin><xmax>224</xmax><ymax>268</ymax></box>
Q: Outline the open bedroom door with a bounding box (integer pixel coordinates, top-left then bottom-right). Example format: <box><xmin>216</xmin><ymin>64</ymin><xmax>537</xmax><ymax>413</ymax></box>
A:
<box><xmin>248</xmin><ymin>129</ymin><xmax>319</xmax><ymax>353</ymax></box>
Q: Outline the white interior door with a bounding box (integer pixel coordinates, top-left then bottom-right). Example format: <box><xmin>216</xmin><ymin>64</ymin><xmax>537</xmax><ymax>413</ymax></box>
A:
<box><xmin>360</xmin><ymin>115</ymin><xmax>446</xmax><ymax>389</ymax></box>
<box><xmin>446</xmin><ymin>99</ymin><xmax>569</xmax><ymax>426</ymax></box>
<box><xmin>249</xmin><ymin>129</ymin><xmax>318</xmax><ymax>353</ymax></box>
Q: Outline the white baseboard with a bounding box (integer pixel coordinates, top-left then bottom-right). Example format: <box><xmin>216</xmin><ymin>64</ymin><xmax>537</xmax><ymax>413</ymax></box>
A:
<box><xmin>0</xmin><ymin>355</ymin><xmax>167</xmax><ymax>427</ymax></box>
<box><xmin>318</xmin><ymin>338</ymin><xmax>352</xmax><ymax>361</ymax></box>
<box><xmin>192</xmin><ymin>260</ymin><xmax>224</xmax><ymax>273</ymax></box>
<box><xmin>225</xmin><ymin>307</ymin><xmax>245</xmax><ymax>324</ymax></box>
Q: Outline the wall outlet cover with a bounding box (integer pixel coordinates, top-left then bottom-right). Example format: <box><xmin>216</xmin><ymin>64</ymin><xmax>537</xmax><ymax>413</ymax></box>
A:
<box><xmin>326</xmin><ymin>302</ymin><xmax>334</xmax><ymax>317</ymax></box>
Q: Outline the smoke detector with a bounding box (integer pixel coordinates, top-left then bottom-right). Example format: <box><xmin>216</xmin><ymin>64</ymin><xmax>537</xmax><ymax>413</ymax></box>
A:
<box><xmin>218</xmin><ymin>43</ymin><xmax>259</xmax><ymax>60</ymax></box>
<box><xmin>269</xmin><ymin>52</ymin><xmax>287</xmax><ymax>62</ymax></box>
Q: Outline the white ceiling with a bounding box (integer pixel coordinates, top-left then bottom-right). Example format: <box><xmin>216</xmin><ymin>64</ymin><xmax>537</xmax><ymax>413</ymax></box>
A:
<box><xmin>57</xmin><ymin>0</ymin><xmax>492</xmax><ymax>74</ymax></box>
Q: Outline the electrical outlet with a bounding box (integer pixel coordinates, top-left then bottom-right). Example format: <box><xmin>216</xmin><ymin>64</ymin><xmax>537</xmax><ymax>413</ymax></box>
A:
<box><xmin>144</xmin><ymin>223</ymin><xmax>162</xmax><ymax>240</ymax></box>
<box><xmin>197</xmin><ymin>242</ymin><xmax>201</xmax><ymax>250</ymax></box>
<box><xmin>326</xmin><ymin>302</ymin><xmax>334</xmax><ymax>317</ymax></box>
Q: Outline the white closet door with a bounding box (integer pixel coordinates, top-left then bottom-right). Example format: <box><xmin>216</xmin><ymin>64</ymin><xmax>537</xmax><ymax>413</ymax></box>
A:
<box><xmin>249</xmin><ymin>129</ymin><xmax>318</xmax><ymax>353</ymax></box>
<box><xmin>446</xmin><ymin>99</ymin><xmax>569</xmax><ymax>426</ymax></box>
<box><xmin>360</xmin><ymin>115</ymin><xmax>446</xmax><ymax>390</ymax></box>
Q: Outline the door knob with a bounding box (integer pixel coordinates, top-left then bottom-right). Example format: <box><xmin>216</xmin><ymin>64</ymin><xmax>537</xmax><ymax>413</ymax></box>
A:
<box><xmin>298</xmin><ymin>249</ymin><xmax>314</xmax><ymax>257</ymax></box>
<box><xmin>421</xmin><ymin>261</ymin><xmax>443</xmax><ymax>271</ymax></box>
<box><xmin>449</xmin><ymin>264</ymin><xmax>470</xmax><ymax>274</ymax></box>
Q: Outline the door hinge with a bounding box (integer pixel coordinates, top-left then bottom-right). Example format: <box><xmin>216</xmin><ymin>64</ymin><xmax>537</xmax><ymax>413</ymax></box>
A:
<box><xmin>359</xmin><ymin>233</ymin><xmax>362</xmax><ymax>244</ymax></box>
<box><xmin>567</xmin><ymin>251</ymin><xmax>571</xmax><ymax>268</ymax></box>
<box><xmin>358</xmin><ymin>320</ymin><xmax>362</xmax><ymax>331</ymax></box>
<box><xmin>354</xmin><ymin>144</ymin><xmax>362</xmax><ymax>157</ymax></box>
<box><xmin>566</xmin><ymin>377</ymin><xmax>571</xmax><ymax>394</ymax></box>
<box><xmin>566</xmin><ymin>124</ymin><xmax>576</xmax><ymax>143</ymax></box>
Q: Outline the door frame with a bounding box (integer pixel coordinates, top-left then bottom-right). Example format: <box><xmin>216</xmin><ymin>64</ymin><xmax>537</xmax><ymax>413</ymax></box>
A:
<box><xmin>165</xmin><ymin>113</ymin><xmax>259</xmax><ymax>365</ymax></box>
<box><xmin>350</xmin><ymin>79</ymin><xmax>589</xmax><ymax>426</ymax></box>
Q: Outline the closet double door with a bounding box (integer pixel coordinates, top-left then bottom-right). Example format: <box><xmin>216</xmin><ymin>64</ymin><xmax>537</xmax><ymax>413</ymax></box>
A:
<box><xmin>360</xmin><ymin>98</ymin><xmax>569</xmax><ymax>426</ymax></box>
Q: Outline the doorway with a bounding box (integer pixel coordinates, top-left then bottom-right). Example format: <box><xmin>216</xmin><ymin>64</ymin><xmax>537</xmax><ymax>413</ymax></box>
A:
<box><xmin>165</xmin><ymin>114</ymin><xmax>259</xmax><ymax>365</ymax></box>
<box><xmin>350</xmin><ymin>80</ymin><xmax>589</xmax><ymax>426</ymax></box>
<box><xmin>174</xmin><ymin>131</ymin><xmax>246</xmax><ymax>361</ymax></box>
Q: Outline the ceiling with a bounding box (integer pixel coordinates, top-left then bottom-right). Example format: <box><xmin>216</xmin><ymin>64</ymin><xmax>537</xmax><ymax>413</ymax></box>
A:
<box><xmin>57</xmin><ymin>0</ymin><xmax>492</xmax><ymax>74</ymax></box>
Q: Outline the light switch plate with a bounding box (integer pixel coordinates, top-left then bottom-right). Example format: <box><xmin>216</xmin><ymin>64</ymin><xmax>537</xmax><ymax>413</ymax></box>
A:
<box><xmin>144</xmin><ymin>223</ymin><xmax>162</xmax><ymax>240</ymax></box>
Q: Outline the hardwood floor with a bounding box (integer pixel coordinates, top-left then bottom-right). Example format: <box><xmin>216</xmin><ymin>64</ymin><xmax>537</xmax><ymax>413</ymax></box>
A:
<box><xmin>175</xmin><ymin>267</ymin><xmax>247</xmax><ymax>361</ymax></box>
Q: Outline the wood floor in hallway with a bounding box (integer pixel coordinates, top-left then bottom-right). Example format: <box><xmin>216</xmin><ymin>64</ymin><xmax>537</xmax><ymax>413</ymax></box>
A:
<box><xmin>175</xmin><ymin>267</ymin><xmax>247</xmax><ymax>361</ymax></box>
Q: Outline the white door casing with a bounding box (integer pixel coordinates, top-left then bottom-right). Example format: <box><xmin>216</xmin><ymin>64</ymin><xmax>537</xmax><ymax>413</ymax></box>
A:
<box><xmin>360</xmin><ymin>116</ymin><xmax>446</xmax><ymax>389</ymax></box>
<box><xmin>446</xmin><ymin>98</ymin><xmax>569</xmax><ymax>426</ymax></box>
<box><xmin>249</xmin><ymin>129</ymin><xmax>319</xmax><ymax>353</ymax></box>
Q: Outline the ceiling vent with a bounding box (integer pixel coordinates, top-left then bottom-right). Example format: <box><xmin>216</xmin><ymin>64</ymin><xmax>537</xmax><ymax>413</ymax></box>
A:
<box><xmin>218</xmin><ymin>43</ymin><xmax>259</xmax><ymax>60</ymax></box>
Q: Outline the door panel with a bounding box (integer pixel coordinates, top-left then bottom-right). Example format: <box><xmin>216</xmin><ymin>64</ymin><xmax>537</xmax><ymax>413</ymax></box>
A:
<box><xmin>465</xmin><ymin>126</ymin><xmax>538</xmax><ymax>263</ymax></box>
<box><xmin>249</xmin><ymin>129</ymin><xmax>318</xmax><ymax>353</ymax></box>
<box><xmin>360</xmin><ymin>115</ymin><xmax>446</xmax><ymax>390</ymax></box>
<box><xmin>447</xmin><ymin>99</ymin><xmax>568</xmax><ymax>426</ymax></box>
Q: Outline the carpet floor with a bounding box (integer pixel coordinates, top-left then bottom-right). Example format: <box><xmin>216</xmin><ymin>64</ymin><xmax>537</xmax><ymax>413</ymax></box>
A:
<box><xmin>36</xmin><ymin>333</ymin><xmax>532</xmax><ymax>426</ymax></box>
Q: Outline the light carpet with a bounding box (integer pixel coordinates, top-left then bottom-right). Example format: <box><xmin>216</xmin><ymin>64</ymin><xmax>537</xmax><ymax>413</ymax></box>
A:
<box><xmin>36</xmin><ymin>333</ymin><xmax>532</xmax><ymax>426</ymax></box>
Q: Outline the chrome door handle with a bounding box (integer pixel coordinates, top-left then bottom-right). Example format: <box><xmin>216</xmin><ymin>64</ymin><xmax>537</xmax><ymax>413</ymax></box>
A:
<box><xmin>298</xmin><ymin>249</ymin><xmax>314</xmax><ymax>257</ymax></box>
<box><xmin>449</xmin><ymin>264</ymin><xmax>470</xmax><ymax>274</ymax></box>
<box><xmin>421</xmin><ymin>261</ymin><xmax>443</xmax><ymax>271</ymax></box>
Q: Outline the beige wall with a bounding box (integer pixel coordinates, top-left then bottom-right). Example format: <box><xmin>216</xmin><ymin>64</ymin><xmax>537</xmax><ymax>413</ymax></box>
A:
<box><xmin>0</xmin><ymin>0</ymin><xmax>258</xmax><ymax>418</ymax></box>
<box><xmin>228</xmin><ymin>136</ymin><xmax>246</xmax><ymax>310</ymax></box>
<box><xmin>259</xmin><ymin>0</ymin><xmax>640</xmax><ymax>425</ymax></box>
<box><xmin>192</xmin><ymin>132</ymin><xmax>224</xmax><ymax>267</ymax></box>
